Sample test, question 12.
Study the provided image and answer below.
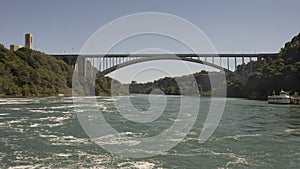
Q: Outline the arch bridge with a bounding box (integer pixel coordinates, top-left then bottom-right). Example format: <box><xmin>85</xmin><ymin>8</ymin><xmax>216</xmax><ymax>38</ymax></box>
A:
<box><xmin>52</xmin><ymin>53</ymin><xmax>278</xmax><ymax>81</ymax></box>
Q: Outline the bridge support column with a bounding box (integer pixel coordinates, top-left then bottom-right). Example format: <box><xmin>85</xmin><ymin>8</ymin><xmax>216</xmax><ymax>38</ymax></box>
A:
<box><xmin>234</xmin><ymin>57</ymin><xmax>237</xmax><ymax>70</ymax></box>
<box><xmin>97</xmin><ymin>58</ymin><xmax>102</xmax><ymax>72</ymax></box>
<box><xmin>106</xmin><ymin>57</ymin><xmax>108</xmax><ymax>70</ymax></box>
<box><xmin>242</xmin><ymin>56</ymin><xmax>245</xmax><ymax>79</ymax></box>
<box><xmin>227</xmin><ymin>57</ymin><xmax>230</xmax><ymax>70</ymax></box>
<box><xmin>250</xmin><ymin>57</ymin><xmax>253</xmax><ymax>73</ymax></box>
<box><xmin>68</xmin><ymin>57</ymin><xmax>74</xmax><ymax>69</ymax></box>
<box><xmin>77</xmin><ymin>57</ymin><xmax>86</xmax><ymax>77</ymax></box>
<box><xmin>102</xmin><ymin>58</ymin><xmax>104</xmax><ymax>71</ymax></box>
<box><xmin>91</xmin><ymin>57</ymin><xmax>95</xmax><ymax>79</ymax></box>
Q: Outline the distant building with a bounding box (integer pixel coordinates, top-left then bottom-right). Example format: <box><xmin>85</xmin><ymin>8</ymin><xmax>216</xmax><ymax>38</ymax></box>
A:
<box><xmin>10</xmin><ymin>44</ymin><xmax>22</xmax><ymax>51</ymax></box>
<box><xmin>25</xmin><ymin>33</ymin><xmax>33</xmax><ymax>49</ymax></box>
<box><xmin>131</xmin><ymin>81</ymin><xmax>137</xmax><ymax>84</ymax></box>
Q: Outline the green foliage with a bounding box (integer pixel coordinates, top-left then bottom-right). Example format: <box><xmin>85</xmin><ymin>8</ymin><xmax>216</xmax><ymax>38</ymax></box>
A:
<box><xmin>0</xmin><ymin>45</ymin><xmax>73</xmax><ymax>96</ymax></box>
<box><xmin>73</xmin><ymin>72</ymin><xmax>128</xmax><ymax>96</ymax></box>
<box><xmin>129</xmin><ymin>71</ymin><xmax>223</xmax><ymax>96</ymax></box>
<box><xmin>94</xmin><ymin>75</ymin><xmax>128</xmax><ymax>96</ymax></box>
<box><xmin>226</xmin><ymin>77</ymin><xmax>245</xmax><ymax>98</ymax></box>
<box><xmin>232</xmin><ymin>32</ymin><xmax>300</xmax><ymax>99</ymax></box>
<box><xmin>0</xmin><ymin>45</ymin><xmax>127</xmax><ymax>96</ymax></box>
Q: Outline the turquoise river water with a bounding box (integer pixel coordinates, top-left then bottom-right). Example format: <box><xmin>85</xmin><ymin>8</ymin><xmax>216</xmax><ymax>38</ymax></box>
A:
<box><xmin>0</xmin><ymin>96</ymin><xmax>299</xmax><ymax>168</ymax></box>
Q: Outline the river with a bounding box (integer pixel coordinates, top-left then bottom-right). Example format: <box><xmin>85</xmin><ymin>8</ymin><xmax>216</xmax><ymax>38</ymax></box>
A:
<box><xmin>0</xmin><ymin>96</ymin><xmax>299</xmax><ymax>168</ymax></box>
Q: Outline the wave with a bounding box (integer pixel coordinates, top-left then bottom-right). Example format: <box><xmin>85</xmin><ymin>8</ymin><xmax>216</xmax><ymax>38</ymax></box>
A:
<box><xmin>117</xmin><ymin>161</ymin><xmax>158</xmax><ymax>169</ymax></box>
<box><xmin>221</xmin><ymin>134</ymin><xmax>263</xmax><ymax>140</ymax></box>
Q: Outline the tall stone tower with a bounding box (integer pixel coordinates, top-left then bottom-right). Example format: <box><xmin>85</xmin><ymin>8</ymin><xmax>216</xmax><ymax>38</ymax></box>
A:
<box><xmin>25</xmin><ymin>33</ymin><xmax>33</xmax><ymax>49</ymax></box>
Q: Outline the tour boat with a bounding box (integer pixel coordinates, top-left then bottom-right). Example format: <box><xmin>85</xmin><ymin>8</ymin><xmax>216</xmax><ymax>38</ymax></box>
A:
<box><xmin>267</xmin><ymin>90</ymin><xmax>291</xmax><ymax>104</ymax></box>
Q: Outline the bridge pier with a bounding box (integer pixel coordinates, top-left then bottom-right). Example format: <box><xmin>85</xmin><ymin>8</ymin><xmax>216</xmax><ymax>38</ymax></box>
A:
<box><xmin>76</xmin><ymin>57</ymin><xmax>86</xmax><ymax>77</ymax></box>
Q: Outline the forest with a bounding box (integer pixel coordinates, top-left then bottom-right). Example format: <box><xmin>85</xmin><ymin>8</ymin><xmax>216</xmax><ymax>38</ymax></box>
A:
<box><xmin>0</xmin><ymin>45</ymin><xmax>72</xmax><ymax>96</ymax></box>
<box><xmin>234</xmin><ymin>32</ymin><xmax>300</xmax><ymax>99</ymax></box>
<box><xmin>0</xmin><ymin>45</ymin><xmax>125</xmax><ymax>96</ymax></box>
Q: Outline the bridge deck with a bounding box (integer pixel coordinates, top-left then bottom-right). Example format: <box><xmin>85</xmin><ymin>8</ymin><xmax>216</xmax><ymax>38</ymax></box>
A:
<box><xmin>52</xmin><ymin>53</ymin><xmax>278</xmax><ymax>58</ymax></box>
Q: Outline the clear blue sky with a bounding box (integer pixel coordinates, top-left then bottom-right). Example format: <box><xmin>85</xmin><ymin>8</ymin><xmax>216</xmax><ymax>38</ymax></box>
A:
<box><xmin>1</xmin><ymin>0</ymin><xmax>300</xmax><ymax>54</ymax></box>
<box><xmin>1</xmin><ymin>0</ymin><xmax>300</xmax><ymax>83</ymax></box>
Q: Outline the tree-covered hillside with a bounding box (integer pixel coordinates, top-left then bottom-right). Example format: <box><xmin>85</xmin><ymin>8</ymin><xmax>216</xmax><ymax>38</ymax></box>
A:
<box><xmin>129</xmin><ymin>70</ymin><xmax>226</xmax><ymax>96</ymax></box>
<box><xmin>235</xmin><ymin>32</ymin><xmax>300</xmax><ymax>99</ymax></box>
<box><xmin>0</xmin><ymin>45</ymin><xmax>126</xmax><ymax>96</ymax></box>
<box><xmin>0</xmin><ymin>45</ymin><xmax>73</xmax><ymax>96</ymax></box>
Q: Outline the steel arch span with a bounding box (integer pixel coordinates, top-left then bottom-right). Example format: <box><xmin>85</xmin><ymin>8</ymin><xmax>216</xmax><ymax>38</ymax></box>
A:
<box><xmin>95</xmin><ymin>55</ymin><xmax>245</xmax><ymax>81</ymax></box>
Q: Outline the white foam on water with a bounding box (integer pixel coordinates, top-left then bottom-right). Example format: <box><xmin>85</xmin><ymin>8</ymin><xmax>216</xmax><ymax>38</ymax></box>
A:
<box><xmin>0</xmin><ymin>152</ymin><xmax>6</xmax><ymax>160</ymax></box>
<box><xmin>11</xmin><ymin>127</ymin><xmax>24</xmax><ymax>133</ymax></box>
<box><xmin>30</xmin><ymin>115</ymin><xmax>71</xmax><ymax>127</ymax></box>
<box><xmin>0</xmin><ymin>98</ymin><xmax>40</xmax><ymax>105</ymax></box>
<box><xmin>28</xmin><ymin>109</ymin><xmax>54</xmax><ymax>114</ymax></box>
<box><xmin>93</xmin><ymin>137</ymin><xmax>141</xmax><ymax>146</ymax></box>
<box><xmin>97</xmin><ymin>104</ymin><xmax>107</xmax><ymax>111</ymax></box>
<box><xmin>0</xmin><ymin>108</ymin><xmax>22</xmax><ymax>111</ymax></box>
<box><xmin>221</xmin><ymin>134</ymin><xmax>262</xmax><ymax>140</ymax></box>
<box><xmin>53</xmin><ymin>151</ymin><xmax>115</xmax><ymax>168</ymax></box>
<box><xmin>208</xmin><ymin>150</ymin><xmax>267</xmax><ymax>168</ymax></box>
<box><xmin>62</xmin><ymin>135</ymin><xmax>76</xmax><ymax>139</ymax></box>
<box><xmin>39</xmin><ymin>116</ymin><xmax>71</xmax><ymax>122</ymax></box>
<box><xmin>39</xmin><ymin>134</ymin><xmax>58</xmax><ymax>138</ymax></box>
<box><xmin>168</xmin><ymin>117</ymin><xmax>181</xmax><ymax>122</ymax></box>
<box><xmin>47</xmin><ymin>122</ymin><xmax>65</xmax><ymax>127</ymax></box>
<box><xmin>7</xmin><ymin>164</ymin><xmax>42</xmax><ymax>169</ymax></box>
<box><xmin>7</xmin><ymin>120</ymin><xmax>23</xmax><ymax>124</ymax></box>
<box><xmin>50</xmin><ymin>105</ymin><xmax>75</xmax><ymax>109</ymax></box>
<box><xmin>54</xmin><ymin>153</ymin><xmax>73</xmax><ymax>157</ymax></box>
<box><xmin>117</xmin><ymin>161</ymin><xmax>161</xmax><ymax>169</ymax></box>
<box><xmin>92</xmin><ymin>132</ymin><xmax>141</xmax><ymax>146</ymax></box>
<box><xmin>96</xmin><ymin>102</ymin><xmax>117</xmax><ymax>113</ymax></box>
<box><xmin>61</xmin><ymin>111</ymin><xmax>73</xmax><ymax>114</ymax></box>
<box><xmin>48</xmin><ymin>135</ymin><xmax>90</xmax><ymax>146</ymax></box>
<box><xmin>284</xmin><ymin>129</ymin><xmax>296</xmax><ymax>133</ymax></box>
<box><xmin>226</xmin><ymin>157</ymin><xmax>251</xmax><ymax>167</ymax></box>
<box><xmin>99</xmin><ymin>98</ymin><xmax>118</xmax><ymax>101</ymax></box>
<box><xmin>29</xmin><ymin>123</ymin><xmax>40</xmax><ymax>128</ymax></box>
